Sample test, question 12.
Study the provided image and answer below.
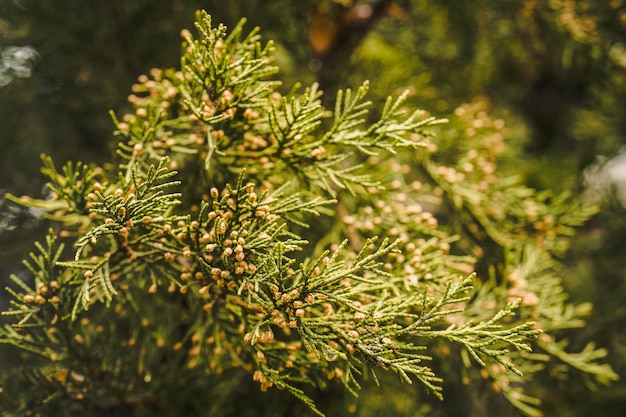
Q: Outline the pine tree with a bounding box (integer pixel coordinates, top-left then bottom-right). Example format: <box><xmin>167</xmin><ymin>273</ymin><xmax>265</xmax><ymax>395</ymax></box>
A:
<box><xmin>0</xmin><ymin>11</ymin><xmax>617</xmax><ymax>417</ymax></box>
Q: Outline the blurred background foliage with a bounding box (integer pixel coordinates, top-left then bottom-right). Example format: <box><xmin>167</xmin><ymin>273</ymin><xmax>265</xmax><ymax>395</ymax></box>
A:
<box><xmin>1</xmin><ymin>0</ymin><xmax>625</xmax><ymax>415</ymax></box>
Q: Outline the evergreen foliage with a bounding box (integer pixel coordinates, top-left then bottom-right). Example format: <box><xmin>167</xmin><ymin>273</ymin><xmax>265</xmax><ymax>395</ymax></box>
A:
<box><xmin>0</xmin><ymin>11</ymin><xmax>618</xmax><ymax>417</ymax></box>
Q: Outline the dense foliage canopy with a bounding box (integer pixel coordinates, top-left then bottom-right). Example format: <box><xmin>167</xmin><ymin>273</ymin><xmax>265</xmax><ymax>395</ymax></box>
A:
<box><xmin>1</xmin><ymin>1</ymin><xmax>625</xmax><ymax>416</ymax></box>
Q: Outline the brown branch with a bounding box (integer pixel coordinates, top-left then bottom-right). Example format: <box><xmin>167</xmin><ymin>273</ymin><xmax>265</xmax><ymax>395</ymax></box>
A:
<box><xmin>309</xmin><ymin>0</ymin><xmax>398</xmax><ymax>96</ymax></box>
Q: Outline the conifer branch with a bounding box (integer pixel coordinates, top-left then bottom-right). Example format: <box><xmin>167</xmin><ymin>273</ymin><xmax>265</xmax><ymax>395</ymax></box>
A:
<box><xmin>0</xmin><ymin>11</ymin><xmax>615</xmax><ymax>417</ymax></box>
<box><xmin>74</xmin><ymin>157</ymin><xmax>181</xmax><ymax>261</ymax></box>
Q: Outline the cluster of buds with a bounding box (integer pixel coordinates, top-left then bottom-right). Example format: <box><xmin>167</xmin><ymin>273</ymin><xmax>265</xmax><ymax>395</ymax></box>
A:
<box><xmin>22</xmin><ymin>280</ymin><xmax>61</xmax><ymax>306</ymax></box>
<box><xmin>243</xmin><ymin>327</ymin><xmax>276</xmax><ymax>346</ymax></box>
<box><xmin>200</xmin><ymin>227</ymin><xmax>257</xmax><ymax>292</ymax></box>
<box><xmin>421</xmin><ymin>103</ymin><xmax>507</xmax><ymax>198</ymax></box>
<box><xmin>252</xmin><ymin>369</ymin><xmax>274</xmax><ymax>392</ymax></box>
<box><xmin>507</xmin><ymin>269</ymin><xmax>540</xmax><ymax>307</ymax></box>
<box><xmin>531</xmin><ymin>214</ymin><xmax>560</xmax><ymax>246</ymax></box>
<box><xmin>343</xmin><ymin>194</ymin><xmax>440</xmax><ymax>249</ymax></box>
<box><xmin>128</xmin><ymin>68</ymin><xmax>181</xmax><ymax>112</ymax></box>
<box><xmin>176</xmin><ymin>181</ymin><xmax>291</xmax><ymax>299</ymax></box>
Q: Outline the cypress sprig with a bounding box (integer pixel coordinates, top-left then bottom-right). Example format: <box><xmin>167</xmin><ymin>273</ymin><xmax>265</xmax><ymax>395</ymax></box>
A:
<box><xmin>0</xmin><ymin>10</ymin><xmax>616</xmax><ymax>417</ymax></box>
<box><xmin>423</xmin><ymin>299</ymin><xmax>540</xmax><ymax>375</ymax></box>
<box><xmin>1</xmin><ymin>230</ymin><xmax>65</xmax><ymax>353</ymax></box>
<box><xmin>74</xmin><ymin>157</ymin><xmax>182</xmax><ymax>261</ymax></box>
